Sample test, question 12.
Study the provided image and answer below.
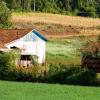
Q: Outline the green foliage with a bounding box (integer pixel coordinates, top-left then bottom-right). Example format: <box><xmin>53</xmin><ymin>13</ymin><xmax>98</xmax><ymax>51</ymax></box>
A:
<box><xmin>46</xmin><ymin>65</ymin><xmax>97</xmax><ymax>86</ymax></box>
<box><xmin>0</xmin><ymin>52</ymin><xmax>14</xmax><ymax>79</ymax></box>
<box><xmin>5</xmin><ymin>0</ymin><xmax>32</xmax><ymax>11</ymax></box>
<box><xmin>0</xmin><ymin>51</ymin><xmax>21</xmax><ymax>80</ymax></box>
<box><xmin>0</xmin><ymin>51</ymin><xmax>97</xmax><ymax>86</ymax></box>
<box><xmin>77</xmin><ymin>6</ymin><xmax>97</xmax><ymax>17</ymax></box>
<box><xmin>66</xmin><ymin>68</ymin><xmax>97</xmax><ymax>85</ymax></box>
<box><xmin>0</xmin><ymin>52</ymin><xmax>97</xmax><ymax>86</ymax></box>
<box><xmin>0</xmin><ymin>1</ymin><xmax>12</xmax><ymax>28</ymax></box>
<box><xmin>10</xmin><ymin>68</ymin><xmax>35</xmax><ymax>82</ymax></box>
<box><xmin>2</xmin><ymin>0</ymin><xmax>100</xmax><ymax>18</ymax></box>
<box><xmin>0</xmin><ymin>51</ymin><xmax>45</xmax><ymax>82</ymax></box>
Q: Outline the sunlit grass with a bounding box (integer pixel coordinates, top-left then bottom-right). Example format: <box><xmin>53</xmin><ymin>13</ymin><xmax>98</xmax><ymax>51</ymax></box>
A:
<box><xmin>12</xmin><ymin>12</ymin><xmax>100</xmax><ymax>27</ymax></box>
<box><xmin>0</xmin><ymin>81</ymin><xmax>100</xmax><ymax>100</ymax></box>
<box><xmin>46</xmin><ymin>36</ymin><xmax>98</xmax><ymax>65</ymax></box>
<box><xmin>46</xmin><ymin>38</ymin><xmax>87</xmax><ymax>65</ymax></box>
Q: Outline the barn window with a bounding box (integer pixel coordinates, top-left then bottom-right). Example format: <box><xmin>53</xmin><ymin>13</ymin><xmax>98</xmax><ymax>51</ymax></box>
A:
<box><xmin>10</xmin><ymin>46</ymin><xmax>18</xmax><ymax>49</ymax></box>
<box><xmin>20</xmin><ymin>55</ymin><xmax>31</xmax><ymax>60</ymax></box>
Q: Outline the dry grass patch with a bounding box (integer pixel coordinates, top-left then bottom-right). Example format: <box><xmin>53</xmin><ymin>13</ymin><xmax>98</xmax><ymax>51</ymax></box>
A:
<box><xmin>12</xmin><ymin>12</ymin><xmax>100</xmax><ymax>27</ymax></box>
<box><xmin>11</xmin><ymin>12</ymin><xmax>100</xmax><ymax>38</ymax></box>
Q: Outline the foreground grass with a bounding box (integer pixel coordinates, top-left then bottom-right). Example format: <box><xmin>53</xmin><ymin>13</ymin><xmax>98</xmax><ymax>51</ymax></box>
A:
<box><xmin>0</xmin><ymin>81</ymin><xmax>100</xmax><ymax>100</ymax></box>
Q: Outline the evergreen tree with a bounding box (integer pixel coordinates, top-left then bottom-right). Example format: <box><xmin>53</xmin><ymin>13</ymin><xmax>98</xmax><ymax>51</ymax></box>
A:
<box><xmin>0</xmin><ymin>1</ymin><xmax>12</xmax><ymax>28</ymax></box>
<box><xmin>2</xmin><ymin>0</ymin><xmax>100</xmax><ymax>18</ymax></box>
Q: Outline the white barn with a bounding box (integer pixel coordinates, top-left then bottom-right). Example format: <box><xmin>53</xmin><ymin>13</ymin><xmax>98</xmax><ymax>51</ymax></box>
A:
<box><xmin>0</xmin><ymin>29</ymin><xmax>47</xmax><ymax>67</ymax></box>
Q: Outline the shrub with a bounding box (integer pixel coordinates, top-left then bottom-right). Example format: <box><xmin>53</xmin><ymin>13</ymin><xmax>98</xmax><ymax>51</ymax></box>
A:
<box><xmin>9</xmin><ymin>68</ymin><xmax>35</xmax><ymax>82</ymax></box>
<box><xmin>0</xmin><ymin>51</ymin><xmax>20</xmax><ymax>80</ymax></box>
<box><xmin>77</xmin><ymin>6</ymin><xmax>97</xmax><ymax>18</ymax></box>
<box><xmin>45</xmin><ymin>65</ymin><xmax>97</xmax><ymax>86</ymax></box>
<box><xmin>0</xmin><ymin>1</ymin><xmax>12</xmax><ymax>28</ymax></box>
<box><xmin>0</xmin><ymin>52</ymin><xmax>97</xmax><ymax>86</ymax></box>
<box><xmin>0</xmin><ymin>51</ymin><xmax>46</xmax><ymax>82</ymax></box>
<box><xmin>0</xmin><ymin>52</ymin><xmax>13</xmax><ymax>80</ymax></box>
<box><xmin>46</xmin><ymin>63</ymin><xmax>61</xmax><ymax>76</ymax></box>
<box><xmin>66</xmin><ymin>68</ymin><xmax>97</xmax><ymax>86</ymax></box>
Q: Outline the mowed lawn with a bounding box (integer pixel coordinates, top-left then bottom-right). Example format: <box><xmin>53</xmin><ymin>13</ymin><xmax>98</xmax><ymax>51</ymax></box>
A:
<box><xmin>0</xmin><ymin>81</ymin><xmax>100</xmax><ymax>100</ymax></box>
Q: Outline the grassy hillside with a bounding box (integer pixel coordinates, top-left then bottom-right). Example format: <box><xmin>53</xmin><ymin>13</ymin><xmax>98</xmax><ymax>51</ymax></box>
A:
<box><xmin>12</xmin><ymin>12</ymin><xmax>100</xmax><ymax>37</ymax></box>
<box><xmin>12</xmin><ymin>12</ymin><xmax>100</xmax><ymax>27</ymax></box>
<box><xmin>46</xmin><ymin>38</ymin><xmax>81</xmax><ymax>65</ymax></box>
<box><xmin>11</xmin><ymin>12</ymin><xmax>100</xmax><ymax>65</ymax></box>
<box><xmin>0</xmin><ymin>81</ymin><xmax>100</xmax><ymax>100</ymax></box>
<box><xmin>46</xmin><ymin>37</ymin><xmax>97</xmax><ymax>65</ymax></box>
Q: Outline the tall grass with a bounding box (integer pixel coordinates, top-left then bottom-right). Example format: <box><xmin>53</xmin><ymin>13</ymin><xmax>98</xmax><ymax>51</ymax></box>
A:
<box><xmin>12</xmin><ymin>12</ymin><xmax>100</xmax><ymax>27</ymax></box>
<box><xmin>46</xmin><ymin>37</ymin><xmax>89</xmax><ymax>65</ymax></box>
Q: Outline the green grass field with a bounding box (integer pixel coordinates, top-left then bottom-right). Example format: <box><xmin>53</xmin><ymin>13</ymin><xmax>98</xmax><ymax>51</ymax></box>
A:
<box><xmin>46</xmin><ymin>37</ymin><xmax>92</xmax><ymax>65</ymax></box>
<box><xmin>0</xmin><ymin>81</ymin><xmax>100</xmax><ymax>100</ymax></box>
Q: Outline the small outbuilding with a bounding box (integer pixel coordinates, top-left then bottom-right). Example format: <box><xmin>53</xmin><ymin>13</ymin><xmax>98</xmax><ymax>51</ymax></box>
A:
<box><xmin>0</xmin><ymin>29</ymin><xmax>47</xmax><ymax>67</ymax></box>
<box><xmin>81</xmin><ymin>41</ymin><xmax>100</xmax><ymax>72</ymax></box>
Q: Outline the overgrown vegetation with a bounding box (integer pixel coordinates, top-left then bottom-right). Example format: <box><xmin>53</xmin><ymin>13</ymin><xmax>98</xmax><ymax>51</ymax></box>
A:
<box><xmin>3</xmin><ymin>0</ymin><xmax>100</xmax><ymax>18</ymax></box>
<box><xmin>45</xmin><ymin>65</ymin><xmax>97</xmax><ymax>86</ymax></box>
<box><xmin>0</xmin><ymin>51</ymin><xmax>98</xmax><ymax>86</ymax></box>
<box><xmin>0</xmin><ymin>36</ymin><xmax>100</xmax><ymax>86</ymax></box>
<box><xmin>46</xmin><ymin>38</ymin><xmax>88</xmax><ymax>65</ymax></box>
<box><xmin>0</xmin><ymin>1</ymin><xmax>12</xmax><ymax>28</ymax></box>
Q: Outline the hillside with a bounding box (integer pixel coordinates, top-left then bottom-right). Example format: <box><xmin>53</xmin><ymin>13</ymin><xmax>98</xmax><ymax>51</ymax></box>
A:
<box><xmin>0</xmin><ymin>81</ymin><xmax>100</xmax><ymax>100</ymax></box>
<box><xmin>12</xmin><ymin>12</ymin><xmax>100</xmax><ymax>38</ymax></box>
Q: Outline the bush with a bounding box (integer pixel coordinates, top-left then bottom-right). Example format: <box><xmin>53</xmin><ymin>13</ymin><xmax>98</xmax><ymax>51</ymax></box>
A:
<box><xmin>0</xmin><ymin>52</ymin><xmax>13</xmax><ymax>80</ymax></box>
<box><xmin>0</xmin><ymin>1</ymin><xmax>12</xmax><ymax>28</ymax></box>
<box><xmin>66</xmin><ymin>68</ymin><xmax>97</xmax><ymax>86</ymax></box>
<box><xmin>45</xmin><ymin>66</ymin><xmax>97</xmax><ymax>86</ymax></box>
<box><xmin>0</xmin><ymin>52</ymin><xmax>97</xmax><ymax>86</ymax></box>
<box><xmin>45</xmin><ymin>66</ymin><xmax>80</xmax><ymax>84</ymax></box>
<box><xmin>77</xmin><ymin>6</ymin><xmax>97</xmax><ymax>18</ymax></box>
<box><xmin>0</xmin><ymin>51</ymin><xmax>46</xmax><ymax>82</ymax></box>
<box><xmin>9</xmin><ymin>68</ymin><xmax>35</xmax><ymax>82</ymax></box>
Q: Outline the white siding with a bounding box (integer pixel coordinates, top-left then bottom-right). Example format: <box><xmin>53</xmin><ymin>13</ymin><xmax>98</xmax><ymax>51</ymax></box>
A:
<box><xmin>5</xmin><ymin>31</ymin><xmax>46</xmax><ymax>64</ymax></box>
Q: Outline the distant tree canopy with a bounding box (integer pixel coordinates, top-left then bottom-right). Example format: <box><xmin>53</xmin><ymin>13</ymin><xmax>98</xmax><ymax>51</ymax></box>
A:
<box><xmin>3</xmin><ymin>0</ymin><xmax>100</xmax><ymax>18</ymax></box>
<box><xmin>0</xmin><ymin>1</ymin><xmax>12</xmax><ymax>28</ymax></box>
<box><xmin>4</xmin><ymin>0</ymin><xmax>32</xmax><ymax>11</ymax></box>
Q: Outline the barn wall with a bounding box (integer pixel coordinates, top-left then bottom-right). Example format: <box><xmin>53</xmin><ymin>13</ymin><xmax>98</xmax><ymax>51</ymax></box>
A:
<box><xmin>5</xmin><ymin>39</ymin><xmax>46</xmax><ymax>64</ymax></box>
<box><xmin>37</xmin><ymin>42</ymin><xmax>46</xmax><ymax>63</ymax></box>
<box><xmin>5</xmin><ymin>30</ymin><xmax>46</xmax><ymax>64</ymax></box>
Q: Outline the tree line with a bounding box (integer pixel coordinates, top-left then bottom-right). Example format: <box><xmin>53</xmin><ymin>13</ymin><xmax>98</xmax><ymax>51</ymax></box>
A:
<box><xmin>1</xmin><ymin>0</ymin><xmax>100</xmax><ymax>18</ymax></box>
<box><xmin>3</xmin><ymin>0</ymin><xmax>100</xmax><ymax>18</ymax></box>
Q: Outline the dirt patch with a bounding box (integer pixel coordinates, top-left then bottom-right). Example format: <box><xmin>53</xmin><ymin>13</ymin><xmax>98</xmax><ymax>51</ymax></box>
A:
<box><xmin>11</xmin><ymin>12</ymin><xmax>100</xmax><ymax>39</ymax></box>
<box><xmin>13</xmin><ymin>22</ymin><xmax>100</xmax><ymax>39</ymax></box>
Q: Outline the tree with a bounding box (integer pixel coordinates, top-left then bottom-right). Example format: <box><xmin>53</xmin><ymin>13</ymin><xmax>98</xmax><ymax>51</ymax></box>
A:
<box><xmin>2</xmin><ymin>0</ymin><xmax>100</xmax><ymax>18</ymax></box>
<box><xmin>0</xmin><ymin>1</ymin><xmax>12</xmax><ymax>28</ymax></box>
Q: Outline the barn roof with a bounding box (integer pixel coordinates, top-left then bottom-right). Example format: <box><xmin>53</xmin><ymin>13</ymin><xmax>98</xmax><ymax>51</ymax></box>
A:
<box><xmin>32</xmin><ymin>30</ymin><xmax>47</xmax><ymax>41</ymax></box>
<box><xmin>0</xmin><ymin>29</ymin><xmax>47</xmax><ymax>48</ymax></box>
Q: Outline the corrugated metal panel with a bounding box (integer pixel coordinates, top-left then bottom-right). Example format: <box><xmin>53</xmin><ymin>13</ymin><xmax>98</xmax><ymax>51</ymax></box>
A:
<box><xmin>33</xmin><ymin>30</ymin><xmax>47</xmax><ymax>41</ymax></box>
<box><xmin>21</xmin><ymin>30</ymin><xmax>47</xmax><ymax>42</ymax></box>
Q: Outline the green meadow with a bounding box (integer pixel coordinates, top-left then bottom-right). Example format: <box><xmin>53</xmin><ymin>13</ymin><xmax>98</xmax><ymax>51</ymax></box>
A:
<box><xmin>46</xmin><ymin>37</ymin><xmax>92</xmax><ymax>65</ymax></box>
<box><xmin>0</xmin><ymin>81</ymin><xmax>100</xmax><ymax>100</ymax></box>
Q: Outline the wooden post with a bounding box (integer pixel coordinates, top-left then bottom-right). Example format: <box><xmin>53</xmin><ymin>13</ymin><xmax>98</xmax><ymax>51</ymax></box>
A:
<box><xmin>34</xmin><ymin>0</ymin><xmax>35</xmax><ymax>12</ymax></box>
